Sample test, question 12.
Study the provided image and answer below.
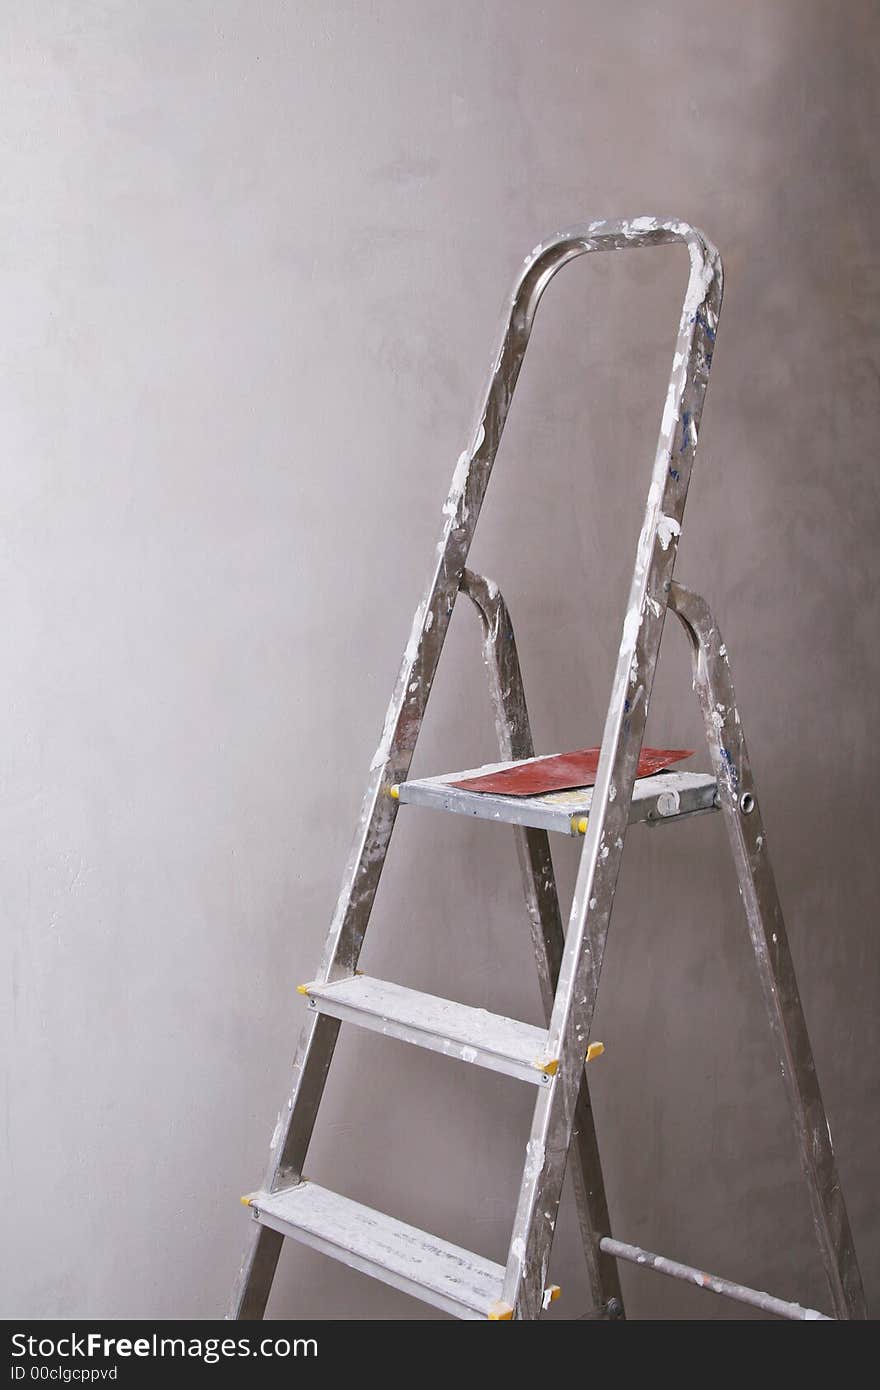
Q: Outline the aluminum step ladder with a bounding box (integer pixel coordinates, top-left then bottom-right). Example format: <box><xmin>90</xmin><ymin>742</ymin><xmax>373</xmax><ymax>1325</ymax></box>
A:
<box><xmin>230</xmin><ymin>218</ymin><xmax>866</xmax><ymax>1321</ymax></box>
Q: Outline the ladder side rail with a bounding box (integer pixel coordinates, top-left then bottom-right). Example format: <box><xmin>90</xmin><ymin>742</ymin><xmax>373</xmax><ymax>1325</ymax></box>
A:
<box><xmin>503</xmin><ymin>230</ymin><xmax>722</xmax><ymax>1317</ymax></box>
<box><xmin>667</xmin><ymin>581</ymin><xmax>867</xmax><ymax>1320</ymax></box>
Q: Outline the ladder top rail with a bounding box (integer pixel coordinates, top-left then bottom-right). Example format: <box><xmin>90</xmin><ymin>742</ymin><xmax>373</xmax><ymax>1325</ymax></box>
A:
<box><xmin>465</xmin><ymin>216</ymin><xmax>722</xmax><ymax>493</ymax></box>
<box><xmin>503</xmin><ymin>217</ymin><xmax>720</xmax><ymax>344</ymax></box>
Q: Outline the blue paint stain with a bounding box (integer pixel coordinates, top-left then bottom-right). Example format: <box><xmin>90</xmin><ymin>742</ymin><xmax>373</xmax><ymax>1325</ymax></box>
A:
<box><xmin>696</xmin><ymin>308</ymin><xmax>716</xmax><ymax>342</ymax></box>
<box><xmin>624</xmin><ymin>698</ymin><xmax>631</xmax><ymax>713</ymax></box>
<box><xmin>679</xmin><ymin>410</ymin><xmax>691</xmax><ymax>453</ymax></box>
<box><xmin>669</xmin><ymin>467</ymin><xmax>680</xmax><ymax>482</ymax></box>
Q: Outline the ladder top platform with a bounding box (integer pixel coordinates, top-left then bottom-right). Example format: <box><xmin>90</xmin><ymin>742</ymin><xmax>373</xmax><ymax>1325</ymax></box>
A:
<box><xmin>395</xmin><ymin>760</ymin><xmax>718</xmax><ymax>836</ymax></box>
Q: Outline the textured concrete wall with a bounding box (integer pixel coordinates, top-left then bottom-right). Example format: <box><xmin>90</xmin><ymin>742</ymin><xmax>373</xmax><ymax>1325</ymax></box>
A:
<box><xmin>1</xmin><ymin>0</ymin><xmax>877</xmax><ymax>1319</ymax></box>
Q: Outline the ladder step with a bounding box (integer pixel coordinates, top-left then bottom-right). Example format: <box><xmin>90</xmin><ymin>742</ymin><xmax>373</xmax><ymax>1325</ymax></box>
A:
<box><xmin>246</xmin><ymin>1181</ymin><xmax>510</xmax><ymax>1319</ymax></box>
<box><xmin>395</xmin><ymin>761</ymin><xmax>718</xmax><ymax>837</ymax></box>
<box><xmin>300</xmin><ymin>974</ymin><xmax>557</xmax><ymax>1084</ymax></box>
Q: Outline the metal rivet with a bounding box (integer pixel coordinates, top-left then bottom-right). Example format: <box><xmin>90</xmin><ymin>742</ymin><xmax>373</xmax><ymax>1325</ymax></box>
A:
<box><xmin>740</xmin><ymin>792</ymin><xmax>755</xmax><ymax>815</ymax></box>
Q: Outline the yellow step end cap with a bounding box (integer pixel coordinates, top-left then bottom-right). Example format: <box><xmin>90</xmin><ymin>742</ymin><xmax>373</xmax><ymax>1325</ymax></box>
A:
<box><xmin>548</xmin><ymin>1284</ymin><xmax>562</xmax><ymax>1303</ymax></box>
<box><xmin>389</xmin><ymin>784</ymin><xmax>400</xmax><ymax>800</ymax></box>
<box><xmin>539</xmin><ymin>1057</ymin><xmax>559</xmax><ymax>1076</ymax></box>
<box><xmin>487</xmin><ymin>1301</ymin><xmax>514</xmax><ymax>1320</ymax></box>
<box><xmin>240</xmin><ymin>1194</ymin><xmax>253</xmax><ymax>1207</ymax></box>
<box><xmin>296</xmin><ymin>984</ymin><xmax>311</xmax><ymax>996</ymax></box>
<box><xmin>586</xmin><ymin>1041</ymin><xmax>605</xmax><ymax>1062</ymax></box>
<box><xmin>570</xmin><ymin>815</ymin><xmax>589</xmax><ymax>835</ymax></box>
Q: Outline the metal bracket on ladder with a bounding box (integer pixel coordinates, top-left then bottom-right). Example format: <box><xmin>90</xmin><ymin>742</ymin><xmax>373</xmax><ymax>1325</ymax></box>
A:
<box><xmin>229</xmin><ymin>218</ymin><xmax>866</xmax><ymax>1321</ymax></box>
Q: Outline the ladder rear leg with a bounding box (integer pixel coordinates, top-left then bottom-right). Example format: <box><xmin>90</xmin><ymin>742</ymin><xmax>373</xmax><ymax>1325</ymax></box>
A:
<box><xmin>668</xmin><ymin>580</ymin><xmax>867</xmax><ymax>1320</ymax></box>
<box><xmin>231</xmin><ymin>1225</ymin><xmax>283</xmax><ymax>1321</ymax></box>
<box><xmin>461</xmin><ymin>569</ymin><xmax>624</xmax><ymax>1319</ymax></box>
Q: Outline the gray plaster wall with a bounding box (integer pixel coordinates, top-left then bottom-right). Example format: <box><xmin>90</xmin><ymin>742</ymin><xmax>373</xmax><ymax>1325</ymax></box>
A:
<box><xmin>1</xmin><ymin>0</ymin><xmax>877</xmax><ymax>1320</ymax></box>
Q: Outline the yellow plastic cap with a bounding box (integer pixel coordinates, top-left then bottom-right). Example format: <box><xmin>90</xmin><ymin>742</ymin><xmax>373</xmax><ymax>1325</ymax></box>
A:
<box><xmin>389</xmin><ymin>784</ymin><xmax>400</xmax><ymax>800</ymax></box>
<box><xmin>586</xmin><ymin>1041</ymin><xmax>605</xmax><ymax>1062</ymax></box>
<box><xmin>296</xmin><ymin>983</ymin><xmax>310</xmax><ymax>995</ymax></box>
<box><xmin>487</xmin><ymin>1301</ymin><xmax>514</xmax><ymax>1320</ymax></box>
<box><xmin>240</xmin><ymin>1195</ymin><xmax>253</xmax><ymax>1207</ymax></box>
<box><xmin>548</xmin><ymin>1284</ymin><xmax>562</xmax><ymax>1303</ymax></box>
<box><xmin>540</xmin><ymin>1058</ymin><xmax>559</xmax><ymax>1076</ymax></box>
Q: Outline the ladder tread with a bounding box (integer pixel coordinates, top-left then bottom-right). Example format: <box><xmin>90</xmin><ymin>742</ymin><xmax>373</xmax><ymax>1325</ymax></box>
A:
<box><xmin>248</xmin><ymin>1181</ymin><xmax>505</xmax><ymax>1318</ymax></box>
<box><xmin>302</xmin><ymin>974</ymin><xmax>553</xmax><ymax>1084</ymax></box>
<box><xmin>397</xmin><ymin>761</ymin><xmax>717</xmax><ymax>836</ymax></box>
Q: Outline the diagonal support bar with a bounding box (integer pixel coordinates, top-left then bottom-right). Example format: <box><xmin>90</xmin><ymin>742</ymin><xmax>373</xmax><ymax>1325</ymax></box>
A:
<box><xmin>600</xmin><ymin>1237</ymin><xmax>830</xmax><ymax>1320</ymax></box>
<box><xmin>667</xmin><ymin>581</ymin><xmax>867</xmax><ymax>1320</ymax></box>
<box><xmin>460</xmin><ymin>569</ymin><xmax>624</xmax><ymax>1319</ymax></box>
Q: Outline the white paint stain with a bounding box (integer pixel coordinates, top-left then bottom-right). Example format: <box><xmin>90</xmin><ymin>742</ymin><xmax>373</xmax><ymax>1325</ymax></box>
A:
<box><xmin>622</xmin><ymin>606</ymin><xmax>642</xmax><ymax>648</ymax></box>
<box><xmin>443</xmin><ymin>451</ymin><xmax>470</xmax><ymax>519</ymax></box>
<box><xmin>683</xmin><ymin>239</ymin><xmax>714</xmax><ymax>314</ymax></box>
<box><xmin>661</xmin><ymin>382</ymin><xmax>678</xmax><ymax>436</ymax></box>
<box><xmin>657</xmin><ymin>514</ymin><xmax>681</xmax><ymax>550</ymax></box>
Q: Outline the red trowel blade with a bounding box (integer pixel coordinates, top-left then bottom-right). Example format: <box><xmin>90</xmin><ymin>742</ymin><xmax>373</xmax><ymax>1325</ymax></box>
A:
<box><xmin>450</xmin><ymin>747</ymin><xmax>693</xmax><ymax>798</ymax></box>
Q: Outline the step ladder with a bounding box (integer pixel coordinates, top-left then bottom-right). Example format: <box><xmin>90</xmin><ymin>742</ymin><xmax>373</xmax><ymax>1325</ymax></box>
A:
<box><xmin>230</xmin><ymin>218</ymin><xmax>867</xmax><ymax>1321</ymax></box>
